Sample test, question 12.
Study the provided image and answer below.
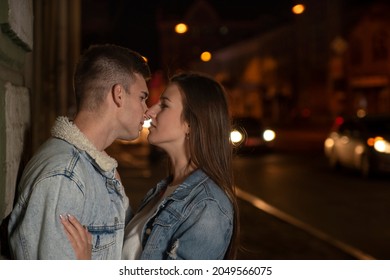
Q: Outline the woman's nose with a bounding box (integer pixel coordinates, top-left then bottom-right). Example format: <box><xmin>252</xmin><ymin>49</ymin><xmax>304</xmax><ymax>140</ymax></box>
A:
<box><xmin>145</xmin><ymin>103</ymin><xmax>159</xmax><ymax>119</ymax></box>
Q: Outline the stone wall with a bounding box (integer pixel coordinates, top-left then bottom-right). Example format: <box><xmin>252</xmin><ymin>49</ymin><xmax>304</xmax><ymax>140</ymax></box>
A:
<box><xmin>0</xmin><ymin>0</ymin><xmax>33</xmax><ymax>258</ymax></box>
<box><xmin>0</xmin><ymin>0</ymin><xmax>33</xmax><ymax>223</ymax></box>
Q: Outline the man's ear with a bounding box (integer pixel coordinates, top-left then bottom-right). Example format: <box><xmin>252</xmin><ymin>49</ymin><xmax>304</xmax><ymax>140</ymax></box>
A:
<box><xmin>112</xmin><ymin>84</ymin><xmax>124</xmax><ymax>107</ymax></box>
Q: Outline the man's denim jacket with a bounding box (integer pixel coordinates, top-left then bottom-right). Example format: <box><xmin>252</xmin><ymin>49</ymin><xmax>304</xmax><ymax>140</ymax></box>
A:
<box><xmin>8</xmin><ymin>116</ymin><xmax>131</xmax><ymax>259</ymax></box>
<box><xmin>131</xmin><ymin>169</ymin><xmax>234</xmax><ymax>260</ymax></box>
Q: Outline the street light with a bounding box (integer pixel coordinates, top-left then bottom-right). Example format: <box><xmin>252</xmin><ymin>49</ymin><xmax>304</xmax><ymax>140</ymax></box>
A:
<box><xmin>175</xmin><ymin>23</ymin><xmax>188</xmax><ymax>34</ymax></box>
<box><xmin>292</xmin><ymin>4</ymin><xmax>305</xmax><ymax>14</ymax></box>
<box><xmin>200</xmin><ymin>51</ymin><xmax>212</xmax><ymax>62</ymax></box>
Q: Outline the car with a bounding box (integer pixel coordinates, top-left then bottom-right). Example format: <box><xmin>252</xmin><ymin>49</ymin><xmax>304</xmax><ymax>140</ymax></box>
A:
<box><xmin>230</xmin><ymin>117</ymin><xmax>276</xmax><ymax>153</ymax></box>
<box><xmin>324</xmin><ymin>115</ymin><xmax>390</xmax><ymax>177</ymax></box>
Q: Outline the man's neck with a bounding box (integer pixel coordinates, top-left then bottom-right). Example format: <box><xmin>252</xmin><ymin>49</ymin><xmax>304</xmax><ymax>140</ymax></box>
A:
<box><xmin>73</xmin><ymin>112</ymin><xmax>113</xmax><ymax>152</ymax></box>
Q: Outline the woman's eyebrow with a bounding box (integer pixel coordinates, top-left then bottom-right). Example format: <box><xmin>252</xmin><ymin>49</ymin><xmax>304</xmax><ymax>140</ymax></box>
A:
<box><xmin>160</xmin><ymin>96</ymin><xmax>172</xmax><ymax>102</ymax></box>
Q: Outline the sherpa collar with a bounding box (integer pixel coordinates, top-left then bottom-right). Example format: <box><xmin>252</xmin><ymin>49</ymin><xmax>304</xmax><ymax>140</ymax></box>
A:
<box><xmin>51</xmin><ymin>116</ymin><xmax>117</xmax><ymax>172</ymax></box>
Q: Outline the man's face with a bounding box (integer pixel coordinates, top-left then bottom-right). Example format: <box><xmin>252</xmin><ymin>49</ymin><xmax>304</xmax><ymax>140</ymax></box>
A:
<box><xmin>118</xmin><ymin>73</ymin><xmax>149</xmax><ymax>141</ymax></box>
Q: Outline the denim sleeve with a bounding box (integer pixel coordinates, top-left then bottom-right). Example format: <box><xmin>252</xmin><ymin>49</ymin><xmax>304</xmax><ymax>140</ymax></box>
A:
<box><xmin>13</xmin><ymin>175</ymin><xmax>85</xmax><ymax>259</ymax></box>
<box><xmin>166</xmin><ymin>200</ymin><xmax>233</xmax><ymax>260</ymax></box>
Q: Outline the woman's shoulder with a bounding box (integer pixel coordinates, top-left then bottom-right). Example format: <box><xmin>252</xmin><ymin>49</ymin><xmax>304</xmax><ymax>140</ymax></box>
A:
<box><xmin>183</xmin><ymin>172</ymin><xmax>233</xmax><ymax>212</ymax></box>
<box><xmin>197</xmin><ymin>178</ymin><xmax>231</xmax><ymax>204</ymax></box>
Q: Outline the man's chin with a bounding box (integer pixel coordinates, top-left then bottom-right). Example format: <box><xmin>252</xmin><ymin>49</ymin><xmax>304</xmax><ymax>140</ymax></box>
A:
<box><xmin>117</xmin><ymin>135</ymin><xmax>137</xmax><ymax>142</ymax></box>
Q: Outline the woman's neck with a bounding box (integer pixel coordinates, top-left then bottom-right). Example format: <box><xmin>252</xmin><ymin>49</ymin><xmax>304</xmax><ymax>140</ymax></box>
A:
<box><xmin>169</xmin><ymin>156</ymin><xmax>195</xmax><ymax>186</ymax></box>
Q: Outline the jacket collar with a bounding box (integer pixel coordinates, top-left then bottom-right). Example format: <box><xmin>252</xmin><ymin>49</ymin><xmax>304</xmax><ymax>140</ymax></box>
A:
<box><xmin>156</xmin><ymin>169</ymin><xmax>209</xmax><ymax>200</ymax></box>
<box><xmin>51</xmin><ymin>116</ymin><xmax>117</xmax><ymax>172</ymax></box>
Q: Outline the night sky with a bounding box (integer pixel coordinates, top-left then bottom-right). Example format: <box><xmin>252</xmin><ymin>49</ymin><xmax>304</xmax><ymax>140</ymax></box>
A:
<box><xmin>81</xmin><ymin>0</ymin><xmax>374</xmax><ymax>70</ymax></box>
<box><xmin>81</xmin><ymin>0</ymin><xmax>294</xmax><ymax>69</ymax></box>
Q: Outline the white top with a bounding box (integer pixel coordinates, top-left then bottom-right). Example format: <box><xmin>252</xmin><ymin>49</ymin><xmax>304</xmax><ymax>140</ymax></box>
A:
<box><xmin>121</xmin><ymin>185</ymin><xmax>178</xmax><ymax>259</ymax></box>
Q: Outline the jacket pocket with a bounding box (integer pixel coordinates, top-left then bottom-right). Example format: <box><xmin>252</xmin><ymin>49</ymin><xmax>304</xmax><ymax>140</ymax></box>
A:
<box><xmin>90</xmin><ymin>227</ymin><xmax>117</xmax><ymax>260</ymax></box>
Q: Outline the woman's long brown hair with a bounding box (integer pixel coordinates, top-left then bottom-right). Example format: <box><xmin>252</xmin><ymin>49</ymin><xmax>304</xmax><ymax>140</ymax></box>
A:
<box><xmin>170</xmin><ymin>72</ymin><xmax>240</xmax><ymax>259</ymax></box>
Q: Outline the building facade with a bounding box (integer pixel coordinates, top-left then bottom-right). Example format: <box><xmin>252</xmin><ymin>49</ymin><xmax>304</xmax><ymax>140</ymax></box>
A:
<box><xmin>344</xmin><ymin>2</ymin><xmax>390</xmax><ymax>116</ymax></box>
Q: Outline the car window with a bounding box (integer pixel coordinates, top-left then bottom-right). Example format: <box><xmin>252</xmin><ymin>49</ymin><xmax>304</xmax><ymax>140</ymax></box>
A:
<box><xmin>339</xmin><ymin>121</ymin><xmax>353</xmax><ymax>135</ymax></box>
<box><xmin>364</xmin><ymin>118</ymin><xmax>390</xmax><ymax>135</ymax></box>
<box><xmin>338</xmin><ymin>120</ymin><xmax>361</xmax><ymax>138</ymax></box>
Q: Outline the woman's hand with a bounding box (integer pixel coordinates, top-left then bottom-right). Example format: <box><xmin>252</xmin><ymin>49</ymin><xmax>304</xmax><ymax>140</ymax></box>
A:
<box><xmin>60</xmin><ymin>214</ymin><xmax>92</xmax><ymax>260</ymax></box>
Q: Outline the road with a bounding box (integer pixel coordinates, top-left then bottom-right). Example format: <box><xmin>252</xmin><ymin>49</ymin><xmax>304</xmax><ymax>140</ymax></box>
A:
<box><xmin>233</xmin><ymin>151</ymin><xmax>390</xmax><ymax>260</ymax></box>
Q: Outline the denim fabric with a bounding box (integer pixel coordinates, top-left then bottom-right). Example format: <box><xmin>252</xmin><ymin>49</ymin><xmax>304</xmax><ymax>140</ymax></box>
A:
<box><xmin>8</xmin><ymin>117</ymin><xmax>131</xmax><ymax>259</ymax></box>
<box><xmin>130</xmin><ymin>169</ymin><xmax>233</xmax><ymax>260</ymax></box>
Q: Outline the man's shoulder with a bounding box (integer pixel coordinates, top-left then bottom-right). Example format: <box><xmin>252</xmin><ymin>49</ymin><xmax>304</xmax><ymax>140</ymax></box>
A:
<box><xmin>33</xmin><ymin>137</ymin><xmax>76</xmax><ymax>161</ymax></box>
<box><xmin>18</xmin><ymin>138</ymin><xmax>96</xmax><ymax>191</ymax></box>
<box><xmin>25</xmin><ymin>137</ymin><xmax>85</xmax><ymax>176</ymax></box>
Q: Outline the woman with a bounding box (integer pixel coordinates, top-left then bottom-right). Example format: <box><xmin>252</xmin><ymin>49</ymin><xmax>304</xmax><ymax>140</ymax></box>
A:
<box><xmin>61</xmin><ymin>72</ymin><xmax>239</xmax><ymax>259</ymax></box>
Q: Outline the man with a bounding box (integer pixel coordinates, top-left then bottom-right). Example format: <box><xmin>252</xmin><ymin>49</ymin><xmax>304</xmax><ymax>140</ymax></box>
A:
<box><xmin>8</xmin><ymin>44</ymin><xmax>151</xmax><ymax>259</ymax></box>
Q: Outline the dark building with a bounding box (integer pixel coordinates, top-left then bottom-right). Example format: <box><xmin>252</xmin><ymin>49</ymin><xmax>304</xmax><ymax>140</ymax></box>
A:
<box><xmin>343</xmin><ymin>2</ymin><xmax>390</xmax><ymax>116</ymax></box>
<box><xmin>156</xmin><ymin>0</ymin><xmax>389</xmax><ymax>124</ymax></box>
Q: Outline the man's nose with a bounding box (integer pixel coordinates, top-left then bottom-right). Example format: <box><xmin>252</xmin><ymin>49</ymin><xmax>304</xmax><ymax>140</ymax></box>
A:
<box><xmin>142</xmin><ymin>102</ymin><xmax>148</xmax><ymax>112</ymax></box>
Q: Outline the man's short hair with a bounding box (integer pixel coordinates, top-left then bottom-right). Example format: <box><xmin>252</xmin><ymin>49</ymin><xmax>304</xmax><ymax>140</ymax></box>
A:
<box><xmin>74</xmin><ymin>44</ymin><xmax>151</xmax><ymax>111</ymax></box>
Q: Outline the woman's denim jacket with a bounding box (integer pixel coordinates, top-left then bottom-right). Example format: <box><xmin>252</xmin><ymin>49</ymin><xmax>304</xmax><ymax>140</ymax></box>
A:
<box><xmin>8</xmin><ymin>117</ymin><xmax>131</xmax><ymax>259</ymax></box>
<box><xmin>134</xmin><ymin>169</ymin><xmax>234</xmax><ymax>260</ymax></box>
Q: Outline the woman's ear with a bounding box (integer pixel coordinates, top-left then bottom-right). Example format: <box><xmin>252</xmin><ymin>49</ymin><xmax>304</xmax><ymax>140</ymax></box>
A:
<box><xmin>112</xmin><ymin>84</ymin><xmax>124</xmax><ymax>107</ymax></box>
<box><xmin>185</xmin><ymin>123</ymin><xmax>190</xmax><ymax>134</ymax></box>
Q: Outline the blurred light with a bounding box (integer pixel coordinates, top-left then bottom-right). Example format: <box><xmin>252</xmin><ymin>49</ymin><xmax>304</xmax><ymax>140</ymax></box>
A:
<box><xmin>335</xmin><ymin>116</ymin><xmax>344</xmax><ymax>126</ymax></box>
<box><xmin>230</xmin><ymin>130</ymin><xmax>243</xmax><ymax>144</ymax></box>
<box><xmin>142</xmin><ymin>56</ymin><xmax>148</xmax><ymax>63</ymax></box>
<box><xmin>367</xmin><ymin>137</ymin><xmax>375</xmax><ymax>146</ymax></box>
<box><xmin>356</xmin><ymin>109</ymin><xmax>366</xmax><ymax>118</ymax></box>
<box><xmin>341</xmin><ymin>136</ymin><xmax>349</xmax><ymax>144</ymax></box>
<box><xmin>374</xmin><ymin>139</ymin><xmax>386</xmax><ymax>152</ymax></box>
<box><xmin>219</xmin><ymin>26</ymin><xmax>229</xmax><ymax>35</ymax></box>
<box><xmin>331</xmin><ymin>37</ymin><xmax>348</xmax><ymax>55</ymax></box>
<box><xmin>143</xmin><ymin>119</ymin><xmax>152</xmax><ymax>128</ymax></box>
<box><xmin>292</xmin><ymin>4</ymin><xmax>305</xmax><ymax>14</ymax></box>
<box><xmin>324</xmin><ymin>138</ymin><xmax>334</xmax><ymax>149</ymax></box>
<box><xmin>355</xmin><ymin>145</ymin><xmax>364</xmax><ymax>155</ymax></box>
<box><xmin>366</xmin><ymin>136</ymin><xmax>390</xmax><ymax>153</ymax></box>
<box><xmin>175</xmin><ymin>23</ymin><xmax>188</xmax><ymax>34</ymax></box>
<box><xmin>200</xmin><ymin>51</ymin><xmax>212</xmax><ymax>62</ymax></box>
<box><xmin>263</xmin><ymin>129</ymin><xmax>276</xmax><ymax>142</ymax></box>
<box><xmin>372</xmin><ymin>137</ymin><xmax>390</xmax><ymax>153</ymax></box>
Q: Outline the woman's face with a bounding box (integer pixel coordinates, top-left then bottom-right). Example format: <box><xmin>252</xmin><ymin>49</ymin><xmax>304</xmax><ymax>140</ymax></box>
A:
<box><xmin>146</xmin><ymin>83</ymin><xmax>189</xmax><ymax>151</ymax></box>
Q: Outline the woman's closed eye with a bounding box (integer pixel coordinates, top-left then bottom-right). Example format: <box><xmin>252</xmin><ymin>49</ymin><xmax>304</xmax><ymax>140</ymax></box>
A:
<box><xmin>160</xmin><ymin>103</ymin><xmax>168</xmax><ymax>109</ymax></box>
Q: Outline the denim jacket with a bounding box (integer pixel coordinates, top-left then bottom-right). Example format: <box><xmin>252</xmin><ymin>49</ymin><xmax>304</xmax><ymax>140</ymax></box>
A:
<box><xmin>8</xmin><ymin>116</ymin><xmax>131</xmax><ymax>259</ymax></box>
<box><xmin>132</xmin><ymin>169</ymin><xmax>233</xmax><ymax>260</ymax></box>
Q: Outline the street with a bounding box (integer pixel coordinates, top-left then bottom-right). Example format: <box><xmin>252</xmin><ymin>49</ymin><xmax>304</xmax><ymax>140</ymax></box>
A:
<box><xmin>108</xmin><ymin>122</ymin><xmax>390</xmax><ymax>260</ymax></box>
<box><xmin>233</xmin><ymin>151</ymin><xmax>390</xmax><ymax>260</ymax></box>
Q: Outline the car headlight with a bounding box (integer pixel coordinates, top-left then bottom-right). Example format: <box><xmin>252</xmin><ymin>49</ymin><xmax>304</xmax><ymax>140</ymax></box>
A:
<box><xmin>324</xmin><ymin>138</ymin><xmax>334</xmax><ymax>149</ymax></box>
<box><xmin>263</xmin><ymin>129</ymin><xmax>275</xmax><ymax>142</ymax></box>
<box><xmin>372</xmin><ymin>137</ymin><xmax>390</xmax><ymax>154</ymax></box>
<box><xmin>230</xmin><ymin>130</ymin><xmax>244</xmax><ymax>145</ymax></box>
<box><xmin>367</xmin><ymin>136</ymin><xmax>390</xmax><ymax>154</ymax></box>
